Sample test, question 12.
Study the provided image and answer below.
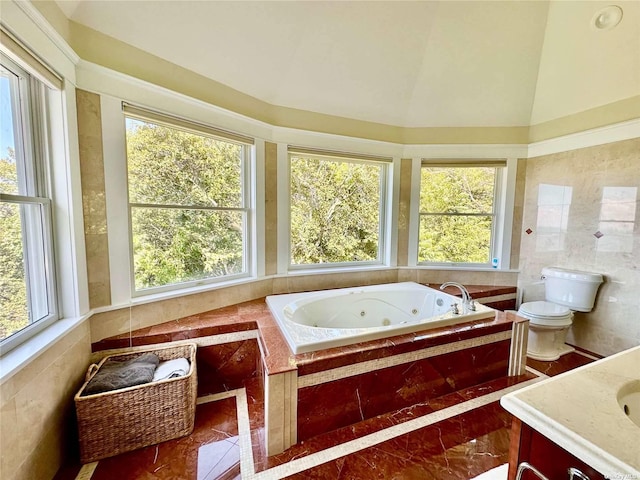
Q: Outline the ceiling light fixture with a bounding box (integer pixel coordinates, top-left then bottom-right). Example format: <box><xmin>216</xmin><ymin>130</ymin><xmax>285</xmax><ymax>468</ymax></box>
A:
<box><xmin>591</xmin><ymin>5</ymin><xmax>623</xmax><ymax>31</ymax></box>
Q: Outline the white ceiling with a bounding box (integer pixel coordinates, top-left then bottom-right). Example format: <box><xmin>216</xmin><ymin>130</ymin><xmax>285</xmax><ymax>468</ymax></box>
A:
<box><xmin>55</xmin><ymin>1</ymin><xmax>640</xmax><ymax>128</ymax></box>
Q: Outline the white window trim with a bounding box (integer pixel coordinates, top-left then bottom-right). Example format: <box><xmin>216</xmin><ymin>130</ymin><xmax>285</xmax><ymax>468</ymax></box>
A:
<box><xmin>286</xmin><ymin>148</ymin><xmax>393</xmax><ymax>271</ymax></box>
<box><xmin>114</xmin><ymin>104</ymin><xmax>256</xmax><ymax>296</ymax></box>
<box><xmin>412</xmin><ymin>158</ymin><xmax>516</xmax><ymax>270</ymax></box>
<box><xmin>0</xmin><ymin>58</ymin><xmax>59</xmax><ymax>354</ymax></box>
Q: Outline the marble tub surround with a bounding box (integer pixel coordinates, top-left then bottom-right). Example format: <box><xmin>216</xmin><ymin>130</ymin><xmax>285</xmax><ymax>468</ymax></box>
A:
<box><xmin>501</xmin><ymin>345</ymin><xmax>640</xmax><ymax>477</ymax></box>
<box><xmin>296</xmin><ymin>337</ymin><xmax>513</xmax><ymax>441</ymax></box>
<box><xmin>89</xmin><ymin>271</ymin><xmax>517</xmax><ymax>345</ymax></box>
<box><xmin>91</xmin><ymin>292</ymin><xmax>528</xmax><ymax>458</ymax></box>
<box><xmin>436</xmin><ymin>284</ymin><xmax>517</xmax><ymax>311</ymax></box>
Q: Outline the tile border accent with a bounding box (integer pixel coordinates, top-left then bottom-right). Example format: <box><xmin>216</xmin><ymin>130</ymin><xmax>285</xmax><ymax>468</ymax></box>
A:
<box><xmin>75</xmin><ymin>462</ymin><xmax>98</xmax><ymax>480</ymax></box>
<box><xmin>508</xmin><ymin>318</ymin><xmax>529</xmax><ymax>376</ymax></box>
<box><xmin>476</xmin><ymin>293</ymin><xmax>517</xmax><ymax>304</ymax></box>
<box><xmin>298</xmin><ymin>330</ymin><xmax>513</xmax><ymax>388</ymax></box>
<box><xmin>73</xmin><ymin>376</ymin><xmax>543</xmax><ymax>480</ymax></box>
<box><xmin>252</xmin><ymin>377</ymin><xmax>544</xmax><ymax>479</ymax></box>
<box><xmin>89</xmin><ymin>330</ymin><xmax>258</xmax><ymax>361</ymax></box>
<box><xmin>264</xmin><ymin>370</ymin><xmax>298</xmax><ymax>456</ymax></box>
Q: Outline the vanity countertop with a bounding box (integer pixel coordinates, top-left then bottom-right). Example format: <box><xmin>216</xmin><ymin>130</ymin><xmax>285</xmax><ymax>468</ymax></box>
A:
<box><xmin>501</xmin><ymin>345</ymin><xmax>640</xmax><ymax>478</ymax></box>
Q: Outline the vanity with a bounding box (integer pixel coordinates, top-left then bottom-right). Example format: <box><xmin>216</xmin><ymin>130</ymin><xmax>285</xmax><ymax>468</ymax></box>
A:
<box><xmin>501</xmin><ymin>345</ymin><xmax>640</xmax><ymax>480</ymax></box>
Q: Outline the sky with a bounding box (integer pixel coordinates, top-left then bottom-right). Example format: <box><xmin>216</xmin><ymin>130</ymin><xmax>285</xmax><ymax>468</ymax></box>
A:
<box><xmin>1</xmin><ymin>75</ymin><xmax>16</xmax><ymax>161</ymax></box>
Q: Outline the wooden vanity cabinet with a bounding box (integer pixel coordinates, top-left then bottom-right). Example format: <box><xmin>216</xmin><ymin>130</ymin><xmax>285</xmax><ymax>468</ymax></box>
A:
<box><xmin>508</xmin><ymin>418</ymin><xmax>607</xmax><ymax>480</ymax></box>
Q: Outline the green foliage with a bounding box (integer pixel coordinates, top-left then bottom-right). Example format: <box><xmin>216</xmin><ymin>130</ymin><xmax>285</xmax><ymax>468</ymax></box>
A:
<box><xmin>418</xmin><ymin>167</ymin><xmax>495</xmax><ymax>263</ymax></box>
<box><xmin>0</xmin><ymin>149</ymin><xmax>29</xmax><ymax>340</ymax></box>
<box><xmin>290</xmin><ymin>156</ymin><xmax>381</xmax><ymax>264</ymax></box>
<box><xmin>126</xmin><ymin>120</ymin><xmax>245</xmax><ymax>290</ymax></box>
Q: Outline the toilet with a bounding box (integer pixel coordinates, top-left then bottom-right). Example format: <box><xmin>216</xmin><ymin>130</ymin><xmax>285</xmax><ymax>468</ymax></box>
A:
<box><xmin>518</xmin><ymin>267</ymin><xmax>603</xmax><ymax>361</ymax></box>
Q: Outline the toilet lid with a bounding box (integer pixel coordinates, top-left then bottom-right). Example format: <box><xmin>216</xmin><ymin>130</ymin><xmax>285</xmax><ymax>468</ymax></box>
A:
<box><xmin>519</xmin><ymin>301</ymin><xmax>570</xmax><ymax>317</ymax></box>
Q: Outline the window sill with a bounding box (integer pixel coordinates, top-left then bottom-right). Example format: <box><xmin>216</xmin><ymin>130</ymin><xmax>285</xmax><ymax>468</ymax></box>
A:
<box><xmin>403</xmin><ymin>265</ymin><xmax>520</xmax><ymax>273</ymax></box>
<box><xmin>284</xmin><ymin>264</ymin><xmax>394</xmax><ymax>277</ymax></box>
<box><xmin>0</xmin><ymin>313</ymin><xmax>90</xmax><ymax>383</ymax></box>
<box><xmin>93</xmin><ymin>274</ymin><xmax>262</xmax><ymax>313</ymax></box>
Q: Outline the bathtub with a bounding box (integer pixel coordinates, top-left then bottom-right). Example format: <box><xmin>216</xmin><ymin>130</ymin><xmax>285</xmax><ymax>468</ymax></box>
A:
<box><xmin>266</xmin><ymin>282</ymin><xmax>497</xmax><ymax>354</ymax></box>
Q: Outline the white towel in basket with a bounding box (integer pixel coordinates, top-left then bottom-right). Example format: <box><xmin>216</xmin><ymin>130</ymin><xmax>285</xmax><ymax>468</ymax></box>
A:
<box><xmin>152</xmin><ymin>358</ymin><xmax>190</xmax><ymax>381</ymax></box>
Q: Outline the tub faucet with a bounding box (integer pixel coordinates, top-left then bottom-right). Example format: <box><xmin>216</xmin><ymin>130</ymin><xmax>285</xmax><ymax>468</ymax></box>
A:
<box><xmin>439</xmin><ymin>282</ymin><xmax>475</xmax><ymax>311</ymax></box>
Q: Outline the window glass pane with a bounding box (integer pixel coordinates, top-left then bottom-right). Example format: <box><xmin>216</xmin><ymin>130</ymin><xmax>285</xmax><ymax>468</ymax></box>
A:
<box><xmin>1</xmin><ymin>67</ymin><xmax>19</xmax><ymax>194</ymax></box>
<box><xmin>126</xmin><ymin>118</ymin><xmax>243</xmax><ymax>208</ymax></box>
<box><xmin>1</xmin><ymin>201</ymin><xmax>50</xmax><ymax>340</ymax></box>
<box><xmin>418</xmin><ymin>214</ymin><xmax>492</xmax><ymax>263</ymax></box>
<box><xmin>0</xmin><ymin>201</ymin><xmax>28</xmax><ymax>339</ymax></box>
<box><xmin>1</xmin><ymin>56</ymin><xmax>55</xmax><ymax>347</ymax></box>
<box><xmin>420</xmin><ymin>167</ymin><xmax>495</xmax><ymax>214</ymax></box>
<box><xmin>290</xmin><ymin>155</ymin><xmax>381</xmax><ymax>265</ymax></box>
<box><xmin>131</xmin><ymin>207</ymin><xmax>245</xmax><ymax>290</ymax></box>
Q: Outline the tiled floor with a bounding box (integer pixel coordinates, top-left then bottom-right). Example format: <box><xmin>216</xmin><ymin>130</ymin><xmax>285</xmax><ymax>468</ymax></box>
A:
<box><xmin>55</xmin><ymin>350</ymin><xmax>596</xmax><ymax>480</ymax></box>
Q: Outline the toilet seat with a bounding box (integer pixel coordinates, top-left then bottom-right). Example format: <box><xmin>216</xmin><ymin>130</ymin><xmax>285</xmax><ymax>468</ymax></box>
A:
<box><xmin>518</xmin><ymin>301</ymin><xmax>573</xmax><ymax>327</ymax></box>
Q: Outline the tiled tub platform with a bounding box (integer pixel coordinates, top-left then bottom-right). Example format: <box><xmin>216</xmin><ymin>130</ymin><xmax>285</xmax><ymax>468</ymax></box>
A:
<box><xmin>93</xmin><ymin>286</ymin><xmax>526</xmax><ymax>457</ymax></box>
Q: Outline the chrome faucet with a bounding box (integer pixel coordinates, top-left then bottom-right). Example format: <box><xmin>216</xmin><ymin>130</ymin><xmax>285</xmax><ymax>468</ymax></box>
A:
<box><xmin>439</xmin><ymin>282</ymin><xmax>475</xmax><ymax>312</ymax></box>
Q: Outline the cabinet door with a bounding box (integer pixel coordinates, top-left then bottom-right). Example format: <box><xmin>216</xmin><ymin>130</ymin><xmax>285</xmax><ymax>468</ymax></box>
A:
<box><xmin>508</xmin><ymin>419</ymin><xmax>606</xmax><ymax>480</ymax></box>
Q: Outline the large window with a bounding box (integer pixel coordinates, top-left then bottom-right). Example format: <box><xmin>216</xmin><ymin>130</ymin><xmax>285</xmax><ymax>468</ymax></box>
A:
<box><xmin>418</xmin><ymin>161</ymin><xmax>503</xmax><ymax>265</ymax></box>
<box><xmin>0</xmin><ymin>56</ymin><xmax>57</xmax><ymax>344</ymax></box>
<box><xmin>124</xmin><ymin>106</ymin><xmax>252</xmax><ymax>294</ymax></box>
<box><xmin>289</xmin><ymin>149</ymin><xmax>388</xmax><ymax>267</ymax></box>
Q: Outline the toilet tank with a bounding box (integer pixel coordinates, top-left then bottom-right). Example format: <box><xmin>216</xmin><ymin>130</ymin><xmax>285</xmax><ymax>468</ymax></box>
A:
<box><xmin>542</xmin><ymin>267</ymin><xmax>603</xmax><ymax>312</ymax></box>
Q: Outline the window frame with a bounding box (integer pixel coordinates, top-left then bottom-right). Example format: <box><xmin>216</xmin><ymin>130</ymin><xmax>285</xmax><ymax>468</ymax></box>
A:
<box><xmin>416</xmin><ymin>160</ymin><xmax>506</xmax><ymax>268</ymax></box>
<box><xmin>287</xmin><ymin>148</ymin><xmax>392</xmax><ymax>270</ymax></box>
<box><xmin>123</xmin><ymin>107</ymin><xmax>254</xmax><ymax>296</ymax></box>
<box><xmin>0</xmin><ymin>55</ymin><xmax>58</xmax><ymax>352</ymax></box>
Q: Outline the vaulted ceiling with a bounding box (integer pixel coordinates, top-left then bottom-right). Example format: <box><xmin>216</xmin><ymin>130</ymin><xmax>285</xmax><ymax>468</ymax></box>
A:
<box><xmin>53</xmin><ymin>0</ymin><xmax>639</xmax><ymax>129</ymax></box>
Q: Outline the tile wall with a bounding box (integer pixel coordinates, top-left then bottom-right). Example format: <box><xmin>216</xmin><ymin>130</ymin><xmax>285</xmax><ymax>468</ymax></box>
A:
<box><xmin>76</xmin><ymin>90</ymin><xmax>111</xmax><ymax>309</ymax></box>
<box><xmin>518</xmin><ymin>138</ymin><xmax>640</xmax><ymax>356</ymax></box>
<box><xmin>0</xmin><ymin>323</ymin><xmax>92</xmax><ymax>480</ymax></box>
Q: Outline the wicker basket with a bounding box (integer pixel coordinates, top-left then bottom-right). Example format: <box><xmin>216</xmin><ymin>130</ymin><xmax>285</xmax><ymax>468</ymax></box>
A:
<box><xmin>74</xmin><ymin>343</ymin><xmax>197</xmax><ymax>463</ymax></box>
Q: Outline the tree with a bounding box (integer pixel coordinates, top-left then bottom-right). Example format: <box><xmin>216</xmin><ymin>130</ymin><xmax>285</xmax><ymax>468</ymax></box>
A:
<box><xmin>126</xmin><ymin>120</ymin><xmax>245</xmax><ymax>290</ymax></box>
<box><xmin>290</xmin><ymin>156</ymin><xmax>382</xmax><ymax>264</ymax></box>
<box><xmin>0</xmin><ymin>147</ymin><xmax>29</xmax><ymax>339</ymax></box>
<box><xmin>418</xmin><ymin>167</ymin><xmax>495</xmax><ymax>263</ymax></box>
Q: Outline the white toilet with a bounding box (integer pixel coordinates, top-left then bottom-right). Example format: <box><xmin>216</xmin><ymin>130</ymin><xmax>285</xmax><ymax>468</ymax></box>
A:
<box><xmin>518</xmin><ymin>267</ymin><xmax>603</xmax><ymax>361</ymax></box>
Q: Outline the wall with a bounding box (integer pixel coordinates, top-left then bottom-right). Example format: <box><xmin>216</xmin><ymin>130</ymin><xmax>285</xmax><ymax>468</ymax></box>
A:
<box><xmin>518</xmin><ymin>138</ymin><xmax>640</xmax><ymax>356</ymax></box>
<box><xmin>0</xmin><ymin>323</ymin><xmax>92</xmax><ymax>480</ymax></box>
<box><xmin>77</xmin><ymin>89</ymin><xmax>111</xmax><ymax>309</ymax></box>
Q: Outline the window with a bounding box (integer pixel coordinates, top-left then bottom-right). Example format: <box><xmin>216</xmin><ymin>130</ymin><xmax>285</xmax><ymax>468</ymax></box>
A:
<box><xmin>289</xmin><ymin>148</ymin><xmax>389</xmax><ymax>267</ymax></box>
<box><xmin>418</xmin><ymin>161</ymin><xmax>503</xmax><ymax>265</ymax></box>
<box><xmin>124</xmin><ymin>105</ymin><xmax>253</xmax><ymax>294</ymax></box>
<box><xmin>0</xmin><ymin>55</ymin><xmax>57</xmax><ymax>344</ymax></box>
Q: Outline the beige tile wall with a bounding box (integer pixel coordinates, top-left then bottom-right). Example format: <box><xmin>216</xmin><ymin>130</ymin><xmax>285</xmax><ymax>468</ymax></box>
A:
<box><xmin>396</xmin><ymin>158</ymin><xmax>413</xmax><ymax>266</ymax></box>
<box><xmin>76</xmin><ymin>89</ymin><xmax>111</xmax><ymax>308</ymax></box>
<box><xmin>0</xmin><ymin>322</ymin><xmax>92</xmax><ymax>480</ymax></box>
<box><xmin>510</xmin><ymin>158</ymin><xmax>527</xmax><ymax>269</ymax></box>
<box><xmin>518</xmin><ymin>138</ymin><xmax>640</xmax><ymax>356</ymax></box>
<box><xmin>264</xmin><ymin>142</ymin><xmax>278</xmax><ymax>276</ymax></box>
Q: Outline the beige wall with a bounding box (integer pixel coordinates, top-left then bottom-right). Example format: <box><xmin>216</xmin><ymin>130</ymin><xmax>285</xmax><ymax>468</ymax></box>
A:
<box><xmin>77</xmin><ymin>89</ymin><xmax>111</xmax><ymax>309</ymax></box>
<box><xmin>0</xmin><ymin>322</ymin><xmax>92</xmax><ymax>480</ymax></box>
<box><xmin>518</xmin><ymin>138</ymin><xmax>640</xmax><ymax>356</ymax></box>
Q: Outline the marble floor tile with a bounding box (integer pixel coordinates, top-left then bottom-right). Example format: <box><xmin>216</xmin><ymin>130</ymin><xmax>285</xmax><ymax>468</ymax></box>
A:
<box><xmin>526</xmin><ymin>351</ymin><xmax>596</xmax><ymax>377</ymax></box>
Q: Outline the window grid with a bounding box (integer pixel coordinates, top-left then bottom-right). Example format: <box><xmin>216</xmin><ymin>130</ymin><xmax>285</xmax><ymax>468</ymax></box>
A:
<box><xmin>0</xmin><ymin>56</ymin><xmax>57</xmax><ymax>348</ymax></box>
<box><xmin>124</xmin><ymin>113</ymin><xmax>253</xmax><ymax>295</ymax></box>
<box><xmin>288</xmin><ymin>151</ymin><xmax>389</xmax><ymax>269</ymax></box>
<box><xmin>418</xmin><ymin>165</ymin><xmax>500</xmax><ymax>266</ymax></box>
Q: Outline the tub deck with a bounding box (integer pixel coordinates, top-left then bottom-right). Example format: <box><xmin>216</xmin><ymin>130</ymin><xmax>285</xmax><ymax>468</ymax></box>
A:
<box><xmin>92</xmin><ymin>285</ymin><xmax>523</xmax><ymax>456</ymax></box>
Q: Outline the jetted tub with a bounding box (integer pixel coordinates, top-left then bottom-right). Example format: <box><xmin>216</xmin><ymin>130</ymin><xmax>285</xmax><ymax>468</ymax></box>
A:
<box><xmin>266</xmin><ymin>281</ymin><xmax>497</xmax><ymax>354</ymax></box>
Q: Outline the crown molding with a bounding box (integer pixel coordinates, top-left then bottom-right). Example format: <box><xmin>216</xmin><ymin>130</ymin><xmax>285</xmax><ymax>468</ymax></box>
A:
<box><xmin>13</xmin><ymin>0</ymin><xmax>79</xmax><ymax>65</ymax></box>
<box><xmin>527</xmin><ymin>118</ymin><xmax>640</xmax><ymax>158</ymax></box>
